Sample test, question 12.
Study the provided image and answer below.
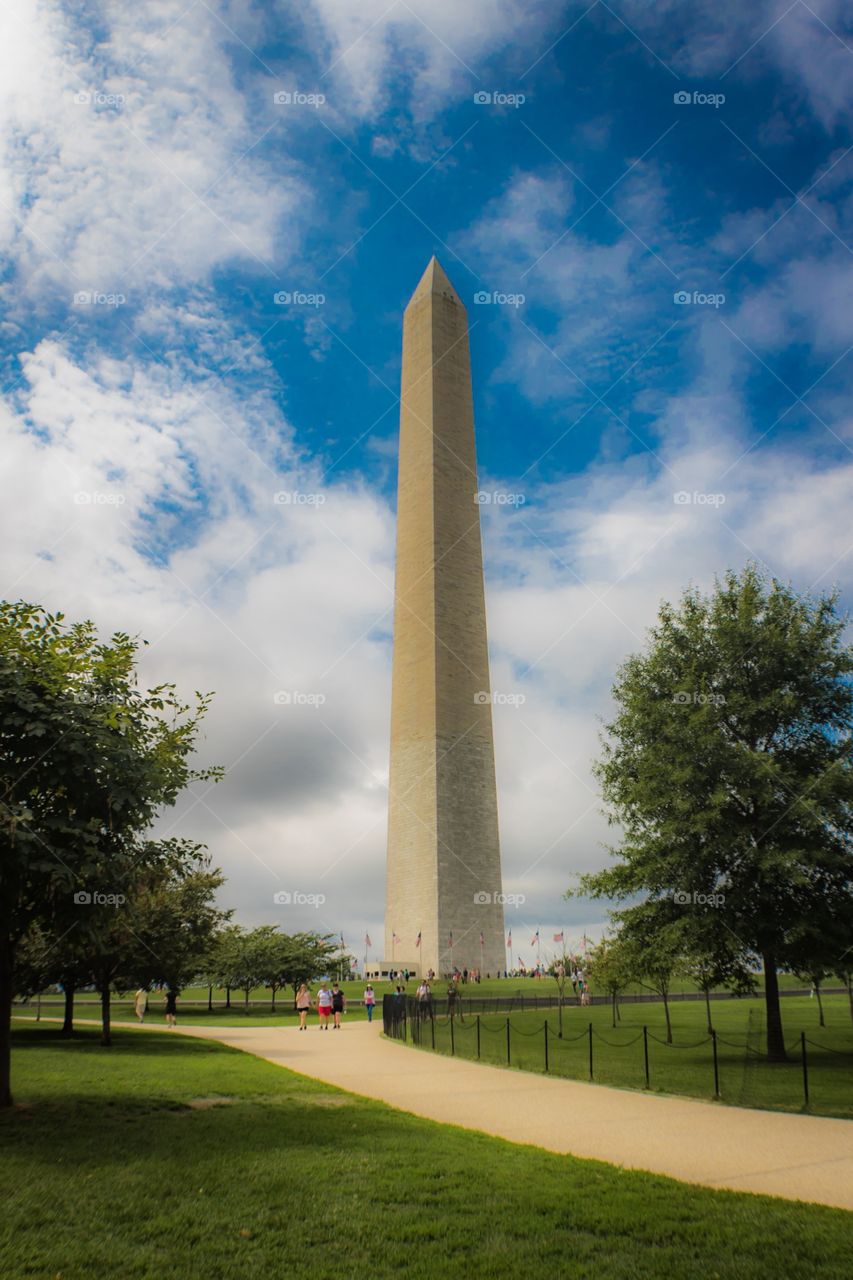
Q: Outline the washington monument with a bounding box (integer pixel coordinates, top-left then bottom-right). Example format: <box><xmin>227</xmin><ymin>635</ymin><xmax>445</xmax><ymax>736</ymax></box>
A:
<box><xmin>384</xmin><ymin>257</ymin><xmax>505</xmax><ymax>977</ymax></box>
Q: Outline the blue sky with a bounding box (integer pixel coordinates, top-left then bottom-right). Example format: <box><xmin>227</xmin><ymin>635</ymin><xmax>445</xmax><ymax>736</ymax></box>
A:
<box><xmin>1</xmin><ymin>0</ymin><xmax>851</xmax><ymax>964</ymax></box>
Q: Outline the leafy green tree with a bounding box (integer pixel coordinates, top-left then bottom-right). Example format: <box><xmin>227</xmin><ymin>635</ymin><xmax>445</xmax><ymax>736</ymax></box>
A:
<box><xmin>0</xmin><ymin>602</ymin><xmax>218</xmax><ymax>1094</ymax></box>
<box><xmin>610</xmin><ymin>905</ymin><xmax>683</xmax><ymax>1043</ymax></box>
<box><xmin>586</xmin><ymin>936</ymin><xmax>635</xmax><ymax>1028</ymax></box>
<box><xmin>575</xmin><ymin>567</ymin><xmax>853</xmax><ymax>1061</ymax></box>
<box><xmin>209</xmin><ymin>925</ymin><xmax>245</xmax><ymax>1009</ymax></box>
<box><xmin>116</xmin><ymin>855</ymin><xmax>230</xmax><ymax>995</ymax></box>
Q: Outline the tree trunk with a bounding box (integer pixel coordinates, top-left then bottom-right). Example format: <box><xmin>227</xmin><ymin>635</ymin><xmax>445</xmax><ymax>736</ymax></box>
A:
<box><xmin>762</xmin><ymin>953</ymin><xmax>787</xmax><ymax>1062</ymax></box>
<box><xmin>100</xmin><ymin>984</ymin><xmax>111</xmax><ymax>1047</ymax></box>
<box><xmin>815</xmin><ymin>982</ymin><xmax>825</xmax><ymax>1028</ymax></box>
<box><xmin>207</xmin><ymin>985</ymin><xmax>213</xmax><ymax>1012</ymax></box>
<box><xmin>244</xmin><ymin>987</ymin><xmax>250</xmax><ymax>1012</ymax></box>
<box><xmin>225</xmin><ymin>984</ymin><xmax>231</xmax><ymax>1009</ymax></box>
<box><xmin>0</xmin><ymin>933</ymin><xmax>14</xmax><ymax>1107</ymax></box>
<box><xmin>271</xmin><ymin>986</ymin><xmax>276</xmax><ymax>1013</ymax></box>
<box><xmin>611</xmin><ymin>990</ymin><xmax>617</xmax><ymax>1028</ymax></box>
<box><xmin>62</xmin><ymin>983</ymin><xmax>75</xmax><ymax>1037</ymax></box>
<box><xmin>704</xmin><ymin>985</ymin><xmax>713</xmax><ymax>1034</ymax></box>
<box><xmin>846</xmin><ymin>974</ymin><xmax>853</xmax><ymax>1025</ymax></box>
<box><xmin>662</xmin><ymin>991</ymin><xmax>672</xmax><ymax>1044</ymax></box>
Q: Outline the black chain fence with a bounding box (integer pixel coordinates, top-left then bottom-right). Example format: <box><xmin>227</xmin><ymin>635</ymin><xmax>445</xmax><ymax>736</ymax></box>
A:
<box><xmin>382</xmin><ymin>994</ymin><xmax>853</xmax><ymax>1112</ymax></box>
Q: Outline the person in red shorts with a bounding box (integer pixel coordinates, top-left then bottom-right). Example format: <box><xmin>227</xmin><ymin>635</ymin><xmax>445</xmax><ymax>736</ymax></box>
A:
<box><xmin>316</xmin><ymin>981</ymin><xmax>333</xmax><ymax>1029</ymax></box>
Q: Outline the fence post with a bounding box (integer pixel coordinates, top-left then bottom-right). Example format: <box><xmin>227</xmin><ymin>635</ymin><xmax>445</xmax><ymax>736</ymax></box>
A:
<box><xmin>711</xmin><ymin>1029</ymin><xmax>720</xmax><ymax>1097</ymax></box>
<box><xmin>450</xmin><ymin>1014</ymin><xmax>455</xmax><ymax>1056</ymax></box>
<box><xmin>544</xmin><ymin>1021</ymin><xmax>549</xmax><ymax>1073</ymax></box>
<box><xmin>643</xmin><ymin>1025</ymin><xmax>649</xmax><ymax>1089</ymax></box>
<box><xmin>506</xmin><ymin>1017</ymin><xmax>511</xmax><ymax>1066</ymax></box>
<box><xmin>477</xmin><ymin>1014</ymin><xmax>481</xmax><ymax>1060</ymax></box>
<box><xmin>588</xmin><ymin>1022</ymin><xmax>593</xmax><ymax>1081</ymax></box>
<box><xmin>801</xmin><ymin>1032</ymin><xmax>809</xmax><ymax>1108</ymax></box>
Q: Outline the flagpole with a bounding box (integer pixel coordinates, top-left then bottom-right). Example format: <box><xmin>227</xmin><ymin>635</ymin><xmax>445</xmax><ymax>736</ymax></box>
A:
<box><xmin>479</xmin><ymin>934</ymin><xmax>484</xmax><ymax>979</ymax></box>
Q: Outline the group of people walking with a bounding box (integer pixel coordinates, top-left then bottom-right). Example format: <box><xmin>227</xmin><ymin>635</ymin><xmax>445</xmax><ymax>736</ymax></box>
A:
<box><xmin>294</xmin><ymin>981</ymin><xmax>375</xmax><ymax>1029</ymax></box>
<box><xmin>134</xmin><ymin>987</ymin><xmax>178</xmax><ymax>1027</ymax></box>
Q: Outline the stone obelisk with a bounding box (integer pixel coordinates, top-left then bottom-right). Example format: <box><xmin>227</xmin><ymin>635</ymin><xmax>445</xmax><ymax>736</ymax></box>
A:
<box><xmin>384</xmin><ymin>257</ymin><xmax>505</xmax><ymax>977</ymax></box>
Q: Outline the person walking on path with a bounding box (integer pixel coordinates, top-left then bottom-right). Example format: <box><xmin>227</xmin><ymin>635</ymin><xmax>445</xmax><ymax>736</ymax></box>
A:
<box><xmin>316</xmin><ymin>981</ymin><xmax>333</xmax><ymax>1030</ymax></box>
<box><xmin>446</xmin><ymin>979</ymin><xmax>463</xmax><ymax>1022</ymax></box>
<box><xmin>164</xmin><ymin>987</ymin><xmax>178</xmax><ymax>1028</ymax></box>
<box><xmin>134</xmin><ymin>988</ymin><xmax>148</xmax><ymax>1025</ymax></box>
<box><xmin>331</xmin><ymin>984</ymin><xmax>346</xmax><ymax>1029</ymax></box>
<box><xmin>363</xmin><ymin>984</ymin><xmax>376</xmax><ymax>1023</ymax></box>
<box><xmin>416</xmin><ymin>979</ymin><xmax>432</xmax><ymax>1021</ymax></box>
<box><xmin>295</xmin><ymin>983</ymin><xmax>311</xmax><ymax>1030</ymax></box>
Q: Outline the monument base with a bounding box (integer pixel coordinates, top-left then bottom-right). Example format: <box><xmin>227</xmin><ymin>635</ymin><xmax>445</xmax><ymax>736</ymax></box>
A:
<box><xmin>363</xmin><ymin>960</ymin><xmax>420</xmax><ymax>980</ymax></box>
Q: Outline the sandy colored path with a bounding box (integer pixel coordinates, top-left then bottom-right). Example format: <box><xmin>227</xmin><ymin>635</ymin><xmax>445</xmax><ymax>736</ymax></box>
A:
<box><xmin>17</xmin><ymin>1016</ymin><xmax>853</xmax><ymax>1210</ymax></box>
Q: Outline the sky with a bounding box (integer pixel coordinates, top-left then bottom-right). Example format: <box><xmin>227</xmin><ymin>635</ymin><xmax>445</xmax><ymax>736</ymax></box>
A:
<box><xmin>1</xmin><ymin>0</ymin><xmax>851</xmax><ymax>969</ymax></box>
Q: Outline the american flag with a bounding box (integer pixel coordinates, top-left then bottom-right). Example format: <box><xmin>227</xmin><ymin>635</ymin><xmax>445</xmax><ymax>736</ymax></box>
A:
<box><xmin>506</xmin><ymin>930</ymin><xmax>512</xmax><ymax>947</ymax></box>
<box><xmin>415</xmin><ymin>931</ymin><xmax>421</xmax><ymax>948</ymax></box>
<box><xmin>553</xmin><ymin>931</ymin><xmax>564</xmax><ymax>943</ymax></box>
<box><xmin>364</xmin><ymin>933</ymin><xmax>372</xmax><ymax>948</ymax></box>
<box><xmin>449</xmin><ymin>931</ymin><xmax>453</xmax><ymax>946</ymax></box>
<box><xmin>479</xmin><ymin>931</ymin><xmax>485</xmax><ymax>946</ymax></box>
<box><xmin>392</xmin><ymin>931</ymin><xmax>400</xmax><ymax>944</ymax></box>
<box><xmin>531</xmin><ymin>928</ymin><xmax>540</xmax><ymax>945</ymax></box>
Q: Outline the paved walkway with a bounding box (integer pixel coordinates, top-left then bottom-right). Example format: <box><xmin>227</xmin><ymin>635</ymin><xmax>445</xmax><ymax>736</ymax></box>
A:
<box><xmin>18</xmin><ymin>1016</ymin><xmax>853</xmax><ymax>1210</ymax></box>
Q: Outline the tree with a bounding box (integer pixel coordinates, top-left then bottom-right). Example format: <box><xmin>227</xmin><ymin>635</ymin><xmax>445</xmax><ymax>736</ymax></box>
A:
<box><xmin>209</xmin><ymin>925</ymin><xmax>245</xmax><ymax>1009</ymax></box>
<box><xmin>610</xmin><ymin>905</ymin><xmax>683</xmax><ymax>1043</ymax></box>
<box><xmin>0</xmin><ymin>602</ymin><xmax>218</xmax><ymax>1091</ymax></box>
<box><xmin>575</xmin><ymin>567</ymin><xmax>853</xmax><ymax>1062</ymax></box>
<box><xmin>116</xmin><ymin>854</ymin><xmax>230</xmax><ymax>996</ymax></box>
<box><xmin>586</xmin><ymin>936</ymin><xmax>634</xmax><ymax>1028</ymax></box>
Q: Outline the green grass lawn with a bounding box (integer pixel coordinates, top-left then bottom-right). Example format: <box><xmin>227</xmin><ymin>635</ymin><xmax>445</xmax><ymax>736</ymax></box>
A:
<box><xmin>2</xmin><ymin>1026</ymin><xmax>852</xmax><ymax>1280</ymax></box>
<box><xmin>410</xmin><ymin>995</ymin><xmax>853</xmax><ymax>1119</ymax></box>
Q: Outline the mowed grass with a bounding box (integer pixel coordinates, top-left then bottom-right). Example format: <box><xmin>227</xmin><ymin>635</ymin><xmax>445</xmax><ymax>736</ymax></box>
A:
<box><xmin>2</xmin><ymin>1027</ymin><xmax>853</xmax><ymax>1280</ymax></box>
<box><xmin>414</xmin><ymin>995</ymin><xmax>853</xmax><ymax>1118</ymax></box>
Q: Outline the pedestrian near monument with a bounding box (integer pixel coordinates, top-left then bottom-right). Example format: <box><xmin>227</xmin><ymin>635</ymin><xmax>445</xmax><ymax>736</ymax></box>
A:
<box><xmin>331</xmin><ymin>983</ymin><xmax>345</xmax><ymax>1029</ymax></box>
<box><xmin>134</xmin><ymin>988</ymin><xmax>147</xmax><ymax>1024</ymax></box>
<box><xmin>295</xmin><ymin>983</ymin><xmax>311</xmax><ymax>1030</ymax></box>
<box><xmin>363</xmin><ymin>984</ymin><xmax>376</xmax><ymax>1022</ymax></box>
<box><xmin>164</xmin><ymin>988</ymin><xmax>178</xmax><ymax>1028</ymax></box>
<box><xmin>316</xmin><ymin>981</ymin><xmax>332</xmax><ymax>1029</ymax></box>
<box><xmin>416</xmin><ymin>979</ymin><xmax>431</xmax><ymax>1021</ymax></box>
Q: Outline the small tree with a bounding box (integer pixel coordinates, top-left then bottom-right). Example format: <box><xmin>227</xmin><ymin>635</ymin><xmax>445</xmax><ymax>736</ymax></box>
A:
<box><xmin>586</xmin><ymin>936</ymin><xmax>634</xmax><ymax>1028</ymax></box>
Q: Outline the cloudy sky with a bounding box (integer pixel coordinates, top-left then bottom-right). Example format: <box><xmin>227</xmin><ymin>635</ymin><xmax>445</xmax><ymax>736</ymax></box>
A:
<box><xmin>2</xmin><ymin>0</ymin><xmax>851</xmax><ymax>966</ymax></box>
